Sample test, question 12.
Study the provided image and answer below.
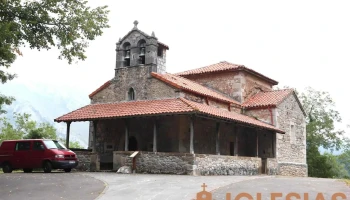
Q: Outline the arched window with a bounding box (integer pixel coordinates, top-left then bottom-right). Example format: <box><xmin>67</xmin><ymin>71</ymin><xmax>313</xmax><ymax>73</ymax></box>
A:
<box><xmin>128</xmin><ymin>88</ymin><xmax>135</xmax><ymax>101</ymax></box>
<box><xmin>138</xmin><ymin>40</ymin><xmax>146</xmax><ymax>64</ymax></box>
<box><xmin>123</xmin><ymin>42</ymin><xmax>131</xmax><ymax>67</ymax></box>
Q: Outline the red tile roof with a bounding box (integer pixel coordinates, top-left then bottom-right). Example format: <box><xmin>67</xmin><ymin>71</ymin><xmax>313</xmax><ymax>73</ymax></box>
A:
<box><xmin>54</xmin><ymin>98</ymin><xmax>284</xmax><ymax>133</ymax></box>
<box><xmin>242</xmin><ymin>89</ymin><xmax>294</xmax><ymax>109</ymax></box>
<box><xmin>151</xmin><ymin>72</ymin><xmax>240</xmax><ymax>106</ymax></box>
<box><xmin>180</xmin><ymin>98</ymin><xmax>283</xmax><ymax>133</ymax></box>
<box><xmin>158</xmin><ymin>41</ymin><xmax>169</xmax><ymax>50</ymax></box>
<box><xmin>89</xmin><ymin>80</ymin><xmax>112</xmax><ymax>99</ymax></box>
<box><xmin>54</xmin><ymin>98</ymin><xmax>193</xmax><ymax>122</ymax></box>
<box><xmin>175</xmin><ymin>61</ymin><xmax>278</xmax><ymax>85</ymax></box>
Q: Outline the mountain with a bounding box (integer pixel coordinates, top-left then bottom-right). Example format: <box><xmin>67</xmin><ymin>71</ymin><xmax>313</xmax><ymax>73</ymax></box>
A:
<box><xmin>1</xmin><ymin>80</ymin><xmax>91</xmax><ymax>148</ymax></box>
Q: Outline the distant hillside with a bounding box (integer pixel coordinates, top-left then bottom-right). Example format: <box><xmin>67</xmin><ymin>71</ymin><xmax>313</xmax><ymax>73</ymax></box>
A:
<box><xmin>1</xmin><ymin>80</ymin><xmax>90</xmax><ymax>148</ymax></box>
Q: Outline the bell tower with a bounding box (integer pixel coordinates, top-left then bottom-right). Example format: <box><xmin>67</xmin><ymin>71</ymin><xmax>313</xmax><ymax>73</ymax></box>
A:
<box><xmin>115</xmin><ymin>21</ymin><xmax>169</xmax><ymax>75</ymax></box>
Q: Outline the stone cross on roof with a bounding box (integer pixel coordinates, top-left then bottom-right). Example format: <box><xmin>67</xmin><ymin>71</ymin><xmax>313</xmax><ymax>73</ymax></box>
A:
<box><xmin>133</xmin><ymin>20</ymin><xmax>138</xmax><ymax>30</ymax></box>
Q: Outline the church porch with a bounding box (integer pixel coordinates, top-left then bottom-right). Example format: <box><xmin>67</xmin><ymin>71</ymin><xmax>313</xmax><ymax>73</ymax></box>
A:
<box><xmin>54</xmin><ymin>98</ymin><xmax>283</xmax><ymax>175</ymax></box>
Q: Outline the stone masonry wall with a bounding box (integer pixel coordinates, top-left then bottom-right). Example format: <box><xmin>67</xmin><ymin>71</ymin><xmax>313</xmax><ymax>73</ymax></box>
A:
<box><xmin>276</xmin><ymin>94</ymin><xmax>306</xmax><ymax>164</ymax></box>
<box><xmin>266</xmin><ymin>158</ymin><xmax>278</xmax><ymax>175</ymax></box>
<box><xmin>182</xmin><ymin>71</ymin><xmax>243</xmax><ymax>102</ymax></box>
<box><xmin>278</xmin><ymin>163</ymin><xmax>308</xmax><ymax>177</ymax></box>
<box><xmin>244</xmin><ymin>108</ymin><xmax>273</xmax><ymax>125</ymax></box>
<box><xmin>91</xmin><ymin>66</ymin><xmax>178</xmax><ymax>104</ymax></box>
<box><xmin>241</xmin><ymin>73</ymin><xmax>273</xmax><ymax>102</ymax></box>
<box><xmin>113</xmin><ymin>151</ymin><xmax>195</xmax><ymax>175</ymax></box>
<box><xmin>276</xmin><ymin>93</ymin><xmax>307</xmax><ymax>177</ymax></box>
<box><xmin>74</xmin><ymin>150</ymin><xmax>93</xmax><ymax>171</ymax></box>
<box><xmin>195</xmin><ymin>154</ymin><xmax>261</xmax><ymax>175</ymax></box>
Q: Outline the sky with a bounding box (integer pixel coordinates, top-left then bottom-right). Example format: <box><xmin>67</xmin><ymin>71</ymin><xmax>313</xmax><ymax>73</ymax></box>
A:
<box><xmin>7</xmin><ymin>0</ymin><xmax>350</xmax><ymax>137</ymax></box>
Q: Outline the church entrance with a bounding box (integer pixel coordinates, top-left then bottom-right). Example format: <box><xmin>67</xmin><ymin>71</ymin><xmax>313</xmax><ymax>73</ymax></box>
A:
<box><xmin>128</xmin><ymin>136</ymin><xmax>138</xmax><ymax>151</ymax></box>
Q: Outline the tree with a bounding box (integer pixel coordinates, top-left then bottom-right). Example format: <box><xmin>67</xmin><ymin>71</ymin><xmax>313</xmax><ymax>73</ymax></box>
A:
<box><xmin>0</xmin><ymin>112</ymin><xmax>83</xmax><ymax>148</ymax></box>
<box><xmin>300</xmin><ymin>87</ymin><xmax>345</xmax><ymax>151</ymax></box>
<box><xmin>0</xmin><ymin>0</ymin><xmax>110</xmax><ymax>113</ymax></box>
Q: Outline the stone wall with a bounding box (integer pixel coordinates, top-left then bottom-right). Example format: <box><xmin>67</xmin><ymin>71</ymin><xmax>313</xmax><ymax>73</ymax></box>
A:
<box><xmin>113</xmin><ymin>151</ymin><xmax>195</xmax><ymax>175</ymax></box>
<box><xmin>181</xmin><ymin>71</ymin><xmax>243</xmax><ymax>102</ymax></box>
<box><xmin>244</xmin><ymin>108</ymin><xmax>273</xmax><ymax>125</ymax></box>
<box><xmin>276</xmin><ymin>94</ymin><xmax>307</xmax><ymax>165</ymax></box>
<box><xmin>241</xmin><ymin>73</ymin><xmax>273</xmax><ymax>102</ymax></box>
<box><xmin>278</xmin><ymin>162</ymin><xmax>308</xmax><ymax>177</ymax></box>
<box><xmin>91</xmin><ymin>66</ymin><xmax>178</xmax><ymax>104</ymax></box>
<box><xmin>113</xmin><ymin>151</ymin><xmax>262</xmax><ymax>176</ymax></box>
<box><xmin>74</xmin><ymin>150</ymin><xmax>93</xmax><ymax>171</ymax></box>
<box><xmin>195</xmin><ymin>154</ymin><xmax>261</xmax><ymax>175</ymax></box>
<box><xmin>73</xmin><ymin>150</ymin><xmax>99</xmax><ymax>172</ymax></box>
<box><xmin>266</xmin><ymin>158</ymin><xmax>278</xmax><ymax>175</ymax></box>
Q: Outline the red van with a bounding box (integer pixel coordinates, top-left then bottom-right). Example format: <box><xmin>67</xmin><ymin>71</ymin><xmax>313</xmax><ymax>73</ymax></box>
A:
<box><xmin>0</xmin><ymin>139</ymin><xmax>78</xmax><ymax>173</ymax></box>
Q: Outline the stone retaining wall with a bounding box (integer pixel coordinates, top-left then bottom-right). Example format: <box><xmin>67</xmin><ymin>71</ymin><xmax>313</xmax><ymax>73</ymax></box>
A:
<box><xmin>195</xmin><ymin>154</ymin><xmax>261</xmax><ymax>175</ymax></box>
<box><xmin>73</xmin><ymin>150</ymin><xmax>96</xmax><ymax>171</ymax></box>
<box><xmin>266</xmin><ymin>158</ymin><xmax>278</xmax><ymax>175</ymax></box>
<box><xmin>278</xmin><ymin>162</ymin><xmax>308</xmax><ymax>177</ymax></box>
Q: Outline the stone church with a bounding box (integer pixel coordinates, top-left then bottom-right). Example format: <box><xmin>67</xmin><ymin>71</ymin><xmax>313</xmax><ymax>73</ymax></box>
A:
<box><xmin>55</xmin><ymin>21</ymin><xmax>307</xmax><ymax>176</ymax></box>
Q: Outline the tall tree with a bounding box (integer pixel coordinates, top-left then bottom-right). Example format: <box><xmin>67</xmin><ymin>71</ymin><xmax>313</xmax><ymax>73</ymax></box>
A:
<box><xmin>0</xmin><ymin>0</ymin><xmax>110</xmax><ymax>113</ymax></box>
<box><xmin>300</xmin><ymin>87</ymin><xmax>344</xmax><ymax>151</ymax></box>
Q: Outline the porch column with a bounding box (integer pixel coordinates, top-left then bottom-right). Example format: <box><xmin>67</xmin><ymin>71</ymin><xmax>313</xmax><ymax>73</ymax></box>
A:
<box><xmin>92</xmin><ymin>121</ymin><xmax>98</xmax><ymax>153</ymax></box>
<box><xmin>272</xmin><ymin>132</ymin><xmax>275</xmax><ymax>157</ymax></box>
<box><xmin>153</xmin><ymin>120</ymin><xmax>157</xmax><ymax>152</ymax></box>
<box><xmin>66</xmin><ymin>121</ymin><xmax>71</xmax><ymax>148</ymax></box>
<box><xmin>234</xmin><ymin>127</ymin><xmax>239</xmax><ymax>156</ymax></box>
<box><xmin>256</xmin><ymin>131</ymin><xmax>259</xmax><ymax>157</ymax></box>
<box><xmin>216</xmin><ymin>122</ymin><xmax>220</xmax><ymax>155</ymax></box>
<box><xmin>190</xmin><ymin>116</ymin><xmax>194</xmax><ymax>154</ymax></box>
<box><xmin>124</xmin><ymin>120</ymin><xmax>129</xmax><ymax>151</ymax></box>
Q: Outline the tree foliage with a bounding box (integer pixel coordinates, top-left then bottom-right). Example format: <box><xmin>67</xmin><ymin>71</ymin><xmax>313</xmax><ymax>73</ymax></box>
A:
<box><xmin>0</xmin><ymin>112</ymin><xmax>83</xmax><ymax>148</ymax></box>
<box><xmin>0</xmin><ymin>0</ymin><xmax>110</xmax><ymax>113</ymax></box>
<box><xmin>300</xmin><ymin>87</ymin><xmax>344</xmax><ymax>151</ymax></box>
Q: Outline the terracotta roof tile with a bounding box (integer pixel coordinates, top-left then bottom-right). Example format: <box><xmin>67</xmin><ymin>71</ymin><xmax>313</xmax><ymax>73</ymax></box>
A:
<box><xmin>151</xmin><ymin>72</ymin><xmax>240</xmax><ymax>106</ymax></box>
<box><xmin>242</xmin><ymin>89</ymin><xmax>294</xmax><ymax>109</ymax></box>
<box><xmin>55</xmin><ymin>98</ymin><xmax>194</xmax><ymax>122</ymax></box>
<box><xmin>89</xmin><ymin>80</ymin><xmax>112</xmax><ymax>99</ymax></box>
<box><xmin>54</xmin><ymin>98</ymin><xmax>284</xmax><ymax>133</ymax></box>
<box><xmin>180</xmin><ymin>98</ymin><xmax>284</xmax><ymax>133</ymax></box>
<box><xmin>175</xmin><ymin>61</ymin><xmax>278</xmax><ymax>85</ymax></box>
<box><xmin>158</xmin><ymin>41</ymin><xmax>169</xmax><ymax>50</ymax></box>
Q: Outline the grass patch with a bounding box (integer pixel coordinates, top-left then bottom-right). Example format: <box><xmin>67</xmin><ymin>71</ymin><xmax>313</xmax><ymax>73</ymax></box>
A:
<box><xmin>343</xmin><ymin>179</ymin><xmax>350</xmax><ymax>186</ymax></box>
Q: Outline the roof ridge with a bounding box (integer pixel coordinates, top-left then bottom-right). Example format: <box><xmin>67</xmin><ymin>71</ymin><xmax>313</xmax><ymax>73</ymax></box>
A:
<box><xmin>179</xmin><ymin>98</ymin><xmax>199</xmax><ymax>111</ymax></box>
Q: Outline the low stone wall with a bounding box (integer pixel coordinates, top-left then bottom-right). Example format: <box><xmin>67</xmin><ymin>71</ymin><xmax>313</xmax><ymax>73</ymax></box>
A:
<box><xmin>113</xmin><ymin>151</ymin><xmax>195</xmax><ymax>175</ymax></box>
<box><xmin>113</xmin><ymin>151</ymin><xmax>133</xmax><ymax>171</ymax></box>
<box><xmin>266</xmin><ymin>158</ymin><xmax>278</xmax><ymax>175</ymax></box>
<box><xmin>73</xmin><ymin>149</ymin><xmax>96</xmax><ymax>171</ymax></box>
<box><xmin>278</xmin><ymin>162</ymin><xmax>308</xmax><ymax>177</ymax></box>
<box><xmin>195</xmin><ymin>155</ymin><xmax>261</xmax><ymax>176</ymax></box>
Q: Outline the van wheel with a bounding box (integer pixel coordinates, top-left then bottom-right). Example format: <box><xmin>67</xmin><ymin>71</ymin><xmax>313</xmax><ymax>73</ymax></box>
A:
<box><xmin>64</xmin><ymin>168</ymin><xmax>71</xmax><ymax>172</ymax></box>
<box><xmin>2</xmin><ymin>163</ymin><xmax>13</xmax><ymax>173</ymax></box>
<box><xmin>23</xmin><ymin>168</ymin><xmax>33</xmax><ymax>173</ymax></box>
<box><xmin>43</xmin><ymin>161</ymin><xmax>52</xmax><ymax>173</ymax></box>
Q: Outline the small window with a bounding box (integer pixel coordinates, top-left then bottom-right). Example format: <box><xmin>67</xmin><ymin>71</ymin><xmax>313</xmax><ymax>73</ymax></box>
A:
<box><xmin>33</xmin><ymin>141</ymin><xmax>45</xmax><ymax>150</ymax></box>
<box><xmin>128</xmin><ymin>88</ymin><xmax>135</xmax><ymax>101</ymax></box>
<box><xmin>290</xmin><ymin>124</ymin><xmax>296</xmax><ymax>144</ymax></box>
<box><xmin>157</xmin><ymin>47</ymin><xmax>163</xmax><ymax>57</ymax></box>
<box><xmin>15</xmin><ymin>142</ymin><xmax>31</xmax><ymax>151</ymax></box>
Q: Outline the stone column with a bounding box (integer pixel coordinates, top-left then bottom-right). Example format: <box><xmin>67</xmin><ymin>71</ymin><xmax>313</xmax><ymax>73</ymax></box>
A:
<box><xmin>216</xmin><ymin>122</ymin><xmax>220</xmax><ymax>155</ymax></box>
<box><xmin>190</xmin><ymin>116</ymin><xmax>194</xmax><ymax>154</ymax></box>
<box><xmin>66</xmin><ymin>121</ymin><xmax>71</xmax><ymax>148</ymax></box>
<box><xmin>92</xmin><ymin>121</ymin><xmax>98</xmax><ymax>153</ymax></box>
<box><xmin>124</xmin><ymin>120</ymin><xmax>129</xmax><ymax>151</ymax></box>
<box><xmin>153</xmin><ymin>120</ymin><xmax>157</xmax><ymax>152</ymax></box>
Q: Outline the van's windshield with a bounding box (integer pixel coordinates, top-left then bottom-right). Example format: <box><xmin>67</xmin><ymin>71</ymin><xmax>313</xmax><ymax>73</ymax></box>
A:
<box><xmin>43</xmin><ymin>140</ymin><xmax>67</xmax><ymax>149</ymax></box>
